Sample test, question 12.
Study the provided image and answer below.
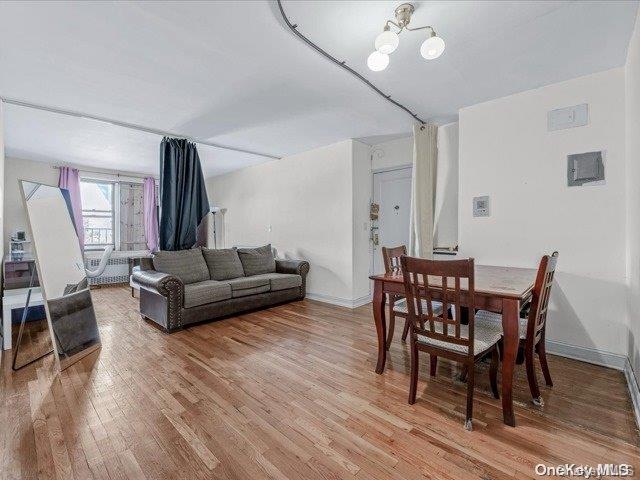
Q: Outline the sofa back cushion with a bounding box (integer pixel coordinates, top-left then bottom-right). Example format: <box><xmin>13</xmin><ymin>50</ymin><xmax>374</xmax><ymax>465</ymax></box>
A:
<box><xmin>153</xmin><ymin>248</ymin><xmax>210</xmax><ymax>284</ymax></box>
<box><xmin>237</xmin><ymin>244</ymin><xmax>276</xmax><ymax>276</ymax></box>
<box><xmin>202</xmin><ymin>248</ymin><xmax>245</xmax><ymax>280</ymax></box>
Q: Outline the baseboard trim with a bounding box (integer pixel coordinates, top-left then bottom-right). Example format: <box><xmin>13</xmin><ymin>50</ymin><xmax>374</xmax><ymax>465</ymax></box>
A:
<box><xmin>547</xmin><ymin>340</ymin><xmax>640</xmax><ymax>427</ymax></box>
<box><xmin>624</xmin><ymin>358</ymin><xmax>640</xmax><ymax>430</ymax></box>
<box><xmin>306</xmin><ymin>292</ymin><xmax>372</xmax><ymax>309</ymax></box>
<box><xmin>545</xmin><ymin>339</ymin><xmax>627</xmax><ymax>370</ymax></box>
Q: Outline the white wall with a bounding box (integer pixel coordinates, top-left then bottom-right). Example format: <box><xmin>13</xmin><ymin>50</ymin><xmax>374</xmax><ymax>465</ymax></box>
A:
<box><xmin>626</xmin><ymin>9</ymin><xmax>640</xmax><ymax>382</ymax></box>
<box><xmin>459</xmin><ymin>67</ymin><xmax>627</xmax><ymax>356</ymax></box>
<box><xmin>352</xmin><ymin>140</ymin><xmax>373</xmax><ymax>302</ymax></box>
<box><xmin>371</xmin><ymin>136</ymin><xmax>413</xmax><ymax>171</ymax></box>
<box><xmin>370</xmin><ymin>123</ymin><xmax>459</xmax><ymax>249</ymax></box>
<box><xmin>434</xmin><ymin>124</ymin><xmax>459</xmax><ymax>249</ymax></box>
<box><xmin>207</xmin><ymin>139</ymin><xmax>365</xmax><ymax>306</ymax></box>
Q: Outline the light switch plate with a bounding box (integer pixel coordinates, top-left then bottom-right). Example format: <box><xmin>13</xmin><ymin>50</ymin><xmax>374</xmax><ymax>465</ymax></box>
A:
<box><xmin>473</xmin><ymin>196</ymin><xmax>490</xmax><ymax>217</ymax></box>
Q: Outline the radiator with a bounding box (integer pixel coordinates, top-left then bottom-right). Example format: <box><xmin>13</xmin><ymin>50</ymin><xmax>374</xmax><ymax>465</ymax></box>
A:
<box><xmin>84</xmin><ymin>256</ymin><xmax>130</xmax><ymax>286</ymax></box>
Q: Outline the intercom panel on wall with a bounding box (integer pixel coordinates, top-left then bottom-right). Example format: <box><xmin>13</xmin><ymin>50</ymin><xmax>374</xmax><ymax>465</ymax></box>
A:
<box><xmin>567</xmin><ymin>151</ymin><xmax>605</xmax><ymax>186</ymax></box>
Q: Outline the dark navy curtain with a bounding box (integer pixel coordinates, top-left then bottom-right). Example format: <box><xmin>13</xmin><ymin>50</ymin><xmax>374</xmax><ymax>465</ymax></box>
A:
<box><xmin>159</xmin><ymin>137</ymin><xmax>210</xmax><ymax>251</ymax></box>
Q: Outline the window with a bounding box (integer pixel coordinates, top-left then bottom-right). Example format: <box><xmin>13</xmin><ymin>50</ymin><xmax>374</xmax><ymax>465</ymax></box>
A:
<box><xmin>80</xmin><ymin>180</ymin><xmax>115</xmax><ymax>250</ymax></box>
<box><xmin>119</xmin><ymin>182</ymin><xmax>147</xmax><ymax>251</ymax></box>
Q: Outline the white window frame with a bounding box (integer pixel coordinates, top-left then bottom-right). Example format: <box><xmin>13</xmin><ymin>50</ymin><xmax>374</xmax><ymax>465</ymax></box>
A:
<box><xmin>79</xmin><ymin>171</ymin><xmax>157</xmax><ymax>253</ymax></box>
<box><xmin>80</xmin><ymin>178</ymin><xmax>117</xmax><ymax>251</ymax></box>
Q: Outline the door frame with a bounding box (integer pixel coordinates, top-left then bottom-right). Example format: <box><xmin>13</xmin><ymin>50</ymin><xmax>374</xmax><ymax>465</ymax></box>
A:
<box><xmin>370</xmin><ymin>164</ymin><xmax>413</xmax><ymax>277</ymax></box>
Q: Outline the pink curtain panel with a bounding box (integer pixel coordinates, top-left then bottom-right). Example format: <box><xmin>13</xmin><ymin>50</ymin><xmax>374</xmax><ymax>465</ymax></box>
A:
<box><xmin>58</xmin><ymin>166</ymin><xmax>85</xmax><ymax>250</ymax></box>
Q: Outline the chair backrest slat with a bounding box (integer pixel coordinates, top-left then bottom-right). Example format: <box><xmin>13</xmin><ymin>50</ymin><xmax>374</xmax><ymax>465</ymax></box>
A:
<box><xmin>382</xmin><ymin>245</ymin><xmax>407</xmax><ymax>274</ymax></box>
<box><xmin>400</xmin><ymin>256</ymin><xmax>476</xmax><ymax>358</ymax></box>
<box><xmin>527</xmin><ymin>252</ymin><xmax>559</xmax><ymax>344</ymax></box>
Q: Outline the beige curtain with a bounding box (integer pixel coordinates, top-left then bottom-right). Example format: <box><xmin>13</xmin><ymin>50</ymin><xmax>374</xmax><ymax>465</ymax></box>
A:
<box><xmin>409</xmin><ymin>123</ymin><xmax>438</xmax><ymax>258</ymax></box>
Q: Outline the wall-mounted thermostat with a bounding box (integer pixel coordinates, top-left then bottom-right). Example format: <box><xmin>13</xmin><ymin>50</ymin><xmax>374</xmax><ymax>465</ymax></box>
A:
<box><xmin>473</xmin><ymin>196</ymin><xmax>490</xmax><ymax>217</ymax></box>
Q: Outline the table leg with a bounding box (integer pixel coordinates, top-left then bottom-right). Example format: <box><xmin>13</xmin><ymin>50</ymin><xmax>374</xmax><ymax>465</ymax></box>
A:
<box><xmin>2</xmin><ymin>303</ymin><xmax>12</xmax><ymax>350</ymax></box>
<box><xmin>501</xmin><ymin>298</ymin><xmax>519</xmax><ymax>426</ymax></box>
<box><xmin>373</xmin><ymin>280</ymin><xmax>387</xmax><ymax>374</ymax></box>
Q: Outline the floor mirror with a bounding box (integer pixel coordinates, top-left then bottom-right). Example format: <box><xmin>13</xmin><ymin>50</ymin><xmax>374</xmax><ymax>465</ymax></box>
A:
<box><xmin>20</xmin><ymin>180</ymin><xmax>101</xmax><ymax>371</ymax></box>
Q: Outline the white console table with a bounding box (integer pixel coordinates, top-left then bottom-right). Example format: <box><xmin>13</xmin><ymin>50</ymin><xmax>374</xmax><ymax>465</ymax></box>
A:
<box><xmin>2</xmin><ymin>287</ymin><xmax>44</xmax><ymax>350</ymax></box>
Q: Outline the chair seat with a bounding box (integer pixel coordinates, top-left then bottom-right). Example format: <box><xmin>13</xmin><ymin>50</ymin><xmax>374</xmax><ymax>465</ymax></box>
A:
<box><xmin>393</xmin><ymin>298</ymin><xmax>443</xmax><ymax>315</ymax></box>
<box><xmin>475</xmin><ymin>310</ymin><xmax>528</xmax><ymax>339</ymax></box>
<box><xmin>416</xmin><ymin>322</ymin><xmax>502</xmax><ymax>355</ymax></box>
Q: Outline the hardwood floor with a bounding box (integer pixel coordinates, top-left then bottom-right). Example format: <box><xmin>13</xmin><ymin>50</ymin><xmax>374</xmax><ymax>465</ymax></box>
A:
<box><xmin>2</xmin><ymin>285</ymin><xmax>638</xmax><ymax>479</ymax></box>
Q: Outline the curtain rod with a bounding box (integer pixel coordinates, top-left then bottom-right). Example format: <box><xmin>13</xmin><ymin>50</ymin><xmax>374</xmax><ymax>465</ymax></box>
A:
<box><xmin>51</xmin><ymin>164</ymin><xmax>152</xmax><ymax>180</ymax></box>
<box><xmin>1</xmin><ymin>96</ymin><xmax>281</xmax><ymax>160</ymax></box>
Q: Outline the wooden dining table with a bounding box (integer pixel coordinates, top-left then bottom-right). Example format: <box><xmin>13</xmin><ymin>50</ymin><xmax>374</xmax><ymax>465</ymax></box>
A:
<box><xmin>370</xmin><ymin>264</ymin><xmax>537</xmax><ymax>427</ymax></box>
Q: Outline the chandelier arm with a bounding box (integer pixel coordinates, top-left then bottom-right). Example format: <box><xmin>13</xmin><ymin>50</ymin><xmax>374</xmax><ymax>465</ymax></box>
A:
<box><xmin>404</xmin><ymin>25</ymin><xmax>435</xmax><ymax>33</ymax></box>
<box><xmin>276</xmin><ymin>0</ymin><xmax>426</xmax><ymax>125</ymax></box>
<box><xmin>385</xmin><ymin>20</ymin><xmax>404</xmax><ymax>33</ymax></box>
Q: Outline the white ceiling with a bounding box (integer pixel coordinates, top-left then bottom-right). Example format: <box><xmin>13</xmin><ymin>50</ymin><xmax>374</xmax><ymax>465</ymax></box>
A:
<box><xmin>0</xmin><ymin>0</ymin><xmax>637</xmax><ymax>177</ymax></box>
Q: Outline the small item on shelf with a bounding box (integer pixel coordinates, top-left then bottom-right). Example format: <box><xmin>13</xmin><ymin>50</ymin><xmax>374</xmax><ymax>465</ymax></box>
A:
<box><xmin>9</xmin><ymin>231</ymin><xmax>32</xmax><ymax>260</ymax></box>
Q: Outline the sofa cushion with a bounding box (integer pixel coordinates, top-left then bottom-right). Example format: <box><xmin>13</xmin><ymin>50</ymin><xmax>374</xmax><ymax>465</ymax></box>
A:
<box><xmin>202</xmin><ymin>248</ymin><xmax>245</xmax><ymax>280</ymax></box>
<box><xmin>251</xmin><ymin>273</ymin><xmax>302</xmax><ymax>292</ymax></box>
<box><xmin>153</xmin><ymin>248</ymin><xmax>209</xmax><ymax>284</ymax></box>
<box><xmin>237</xmin><ymin>244</ymin><xmax>276</xmax><ymax>276</ymax></box>
<box><xmin>183</xmin><ymin>280</ymin><xmax>232</xmax><ymax>308</ymax></box>
<box><xmin>226</xmin><ymin>276</ymin><xmax>270</xmax><ymax>298</ymax></box>
<box><xmin>231</xmin><ymin>285</ymin><xmax>270</xmax><ymax>298</ymax></box>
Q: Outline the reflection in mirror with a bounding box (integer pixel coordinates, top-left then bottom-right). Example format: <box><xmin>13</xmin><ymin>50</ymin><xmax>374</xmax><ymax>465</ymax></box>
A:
<box><xmin>21</xmin><ymin>180</ymin><xmax>101</xmax><ymax>370</ymax></box>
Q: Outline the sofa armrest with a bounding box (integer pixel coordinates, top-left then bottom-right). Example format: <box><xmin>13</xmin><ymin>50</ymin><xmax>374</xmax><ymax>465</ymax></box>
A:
<box><xmin>276</xmin><ymin>259</ymin><xmax>309</xmax><ymax>299</ymax></box>
<box><xmin>133</xmin><ymin>270</ymin><xmax>183</xmax><ymax>296</ymax></box>
<box><xmin>133</xmin><ymin>270</ymin><xmax>184</xmax><ymax>330</ymax></box>
<box><xmin>276</xmin><ymin>259</ymin><xmax>309</xmax><ymax>277</ymax></box>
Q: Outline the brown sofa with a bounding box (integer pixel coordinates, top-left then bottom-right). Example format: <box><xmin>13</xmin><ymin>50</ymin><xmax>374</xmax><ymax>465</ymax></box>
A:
<box><xmin>132</xmin><ymin>245</ymin><xmax>309</xmax><ymax>331</ymax></box>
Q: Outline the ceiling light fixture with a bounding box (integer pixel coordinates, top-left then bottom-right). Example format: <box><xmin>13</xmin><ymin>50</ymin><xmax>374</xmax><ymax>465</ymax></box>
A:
<box><xmin>276</xmin><ymin>0</ymin><xmax>427</xmax><ymax>124</ymax></box>
<box><xmin>367</xmin><ymin>51</ymin><xmax>390</xmax><ymax>71</ymax></box>
<box><xmin>369</xmin><ymin>3</ymin><xmax>445</xmax><ymax>71</ymax></box>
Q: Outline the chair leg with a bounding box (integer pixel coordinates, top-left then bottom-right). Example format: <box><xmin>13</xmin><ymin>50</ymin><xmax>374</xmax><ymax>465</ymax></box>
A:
<box><xmin>537</xmin><ymin>341</ymin><xmax>553</xmax><ymax>387</ymax></box>
<box><xmin>465</xmin><ymin>363</ymin><xmax>475</xmax><ymax>431</ymax></box>
<box><xmin>429</xmin><ymin>355</ymin><xmax>437</xmax><ymax>377</ymax></box>
<box><xmin>525</xmin><ymin>345</ymin><xmax>542</xmax><ymax>405</ymax></box>
<box><xmin>401</xmin><ymin>318</ymin><xmax>410</xmax><ymax>342</ymax></box>
<box><xmin>459</xmin><ymin>364</ymin><xmax>468</xmax><ymax>382</ymax></box>
<box><xmin>516</xmin><ymin>344</ymin><xmax>525</xmax><ymax>365</ymax></box>
<box><xmin>386</xmin><ymin>309</ymin><xmax>395</xmax><ymax>350</ymax></box>
<box><xmin>489</xmin><ymin>348</ymin><xmax>499</xmax><ymax>399</ymax></box>
<box><xmin>408</xmin><ymin>343</ymin><xmax>419</xmax><ymax>405</ymax></box>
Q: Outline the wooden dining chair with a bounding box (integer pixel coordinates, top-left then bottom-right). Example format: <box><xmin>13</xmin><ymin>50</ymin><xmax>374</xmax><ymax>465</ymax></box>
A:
<box><xmin>381</xmin><ymin>246</ymin><xmax>408</xmax><ymax>349</ymax></box>
<box><xmin>475</xmin><ymin>252</ymin><xmax>559</xmax><ymax>406</ymax></box>
<box><xmin>382</xmin><ymin>245</ymin><xmax>443</xmax><ymax>349</ymax></box>
<box><xmin>400</xmin><ymin>256</ymin><xmax>502</xmax><ymax>430</ymax></box>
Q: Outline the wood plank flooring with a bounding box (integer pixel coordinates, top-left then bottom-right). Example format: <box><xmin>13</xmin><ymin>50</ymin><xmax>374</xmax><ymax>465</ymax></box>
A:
<box><xmin>2</xmin><ymin>285</ymin><xmax>639</xmax><ymax>479</ymax></box>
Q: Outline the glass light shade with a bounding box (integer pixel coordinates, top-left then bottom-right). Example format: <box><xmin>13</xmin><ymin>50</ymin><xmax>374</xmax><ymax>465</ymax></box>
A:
<box><xmin>420</xmin><ymin>35</ymin><xmax>445</xmax><ymax>60</ymax></box>
<box><xmin>375</xmin><ymin>30</ymin><xmax>399</xmax><ymax>54</ymax></box>
<box><xmin>367</xmin><ymin>51</ymin><xmax>389</xmax><ymax>71</ymax></box>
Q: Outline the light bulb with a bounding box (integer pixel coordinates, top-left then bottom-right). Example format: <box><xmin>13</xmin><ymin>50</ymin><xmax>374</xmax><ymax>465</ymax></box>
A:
<box><xmin>375</xmin><ymin>30</ymin><xmax>399</xmax><ymax>54</ymax></box>
<box><xmin>420</xmin><ymin>35</ymin><xmax>445</xmax><ymax>60</ymax></box>
<box><xmin>367</xmin><ymin>51</ymin><xmax>389</xmax><ymax>71</ymax></box>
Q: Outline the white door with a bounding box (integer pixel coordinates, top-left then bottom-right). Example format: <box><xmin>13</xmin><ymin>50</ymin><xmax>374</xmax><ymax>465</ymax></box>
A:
<box><xmin>372</xmin><ymin>167</ymin><xmax>412</xmax><ymax>274</ymax></box>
